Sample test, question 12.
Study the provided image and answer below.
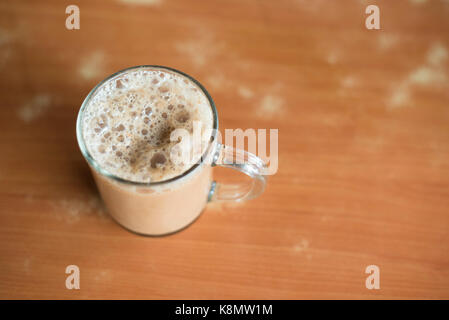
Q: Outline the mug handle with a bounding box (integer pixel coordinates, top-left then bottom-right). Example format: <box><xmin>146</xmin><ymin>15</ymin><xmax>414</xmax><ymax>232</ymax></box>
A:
<box><xmin>208</xmin><ymin>143</ymin><xmax>267</xmax><ymax>202</ymax></box>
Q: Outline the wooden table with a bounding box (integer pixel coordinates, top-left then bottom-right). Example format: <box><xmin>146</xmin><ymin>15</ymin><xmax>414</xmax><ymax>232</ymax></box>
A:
<box><xmin>0</xmin><ymin>0</ymin><xmax>448</xmax><ymax>299</ymax></box>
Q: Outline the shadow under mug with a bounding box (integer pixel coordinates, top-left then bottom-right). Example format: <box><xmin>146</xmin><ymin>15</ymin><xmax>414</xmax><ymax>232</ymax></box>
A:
<box><xmin>76</xmin><ymin>65</ymin><xmax>267</xmax><ymax>236</ymax></box>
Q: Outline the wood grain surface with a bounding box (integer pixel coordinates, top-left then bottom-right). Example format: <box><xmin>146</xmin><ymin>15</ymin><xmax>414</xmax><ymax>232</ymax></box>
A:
<box><xmin>0</xmin><ymin>0</ymin><xmax>448</xmax><ymax>299</ymax></box>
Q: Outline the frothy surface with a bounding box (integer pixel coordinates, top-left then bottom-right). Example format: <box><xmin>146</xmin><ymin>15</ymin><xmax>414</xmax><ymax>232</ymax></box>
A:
<box><xmin>82</xmin><ymin>67</ymin><xmax>213</xmax><ymax>183</ymax></box>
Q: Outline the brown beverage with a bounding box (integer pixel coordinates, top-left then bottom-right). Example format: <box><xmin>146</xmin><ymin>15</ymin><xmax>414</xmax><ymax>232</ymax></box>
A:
<box><xmin>79</xmin><ymin>66</ymin><xmax>215</xmax><ymax>235</ymax></box>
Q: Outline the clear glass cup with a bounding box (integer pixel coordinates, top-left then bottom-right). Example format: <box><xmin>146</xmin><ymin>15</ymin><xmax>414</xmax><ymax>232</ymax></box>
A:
<box><xmin>76</xmin><ymin>65</ymin><xmax>267</xmax><ymax>236</ymax></box>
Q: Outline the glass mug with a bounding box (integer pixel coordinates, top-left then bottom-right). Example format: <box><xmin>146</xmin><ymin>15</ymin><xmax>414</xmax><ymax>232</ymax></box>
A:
<box><xmin>76</xmin><ymin>65</ymin><xmax>267</xmax><ymax>236</ymax></box>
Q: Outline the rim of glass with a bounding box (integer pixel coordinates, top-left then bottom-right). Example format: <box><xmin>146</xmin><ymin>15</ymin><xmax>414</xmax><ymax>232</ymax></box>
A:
<box><xmin>76</xmin><ymin>65</ymin><xmax>219</xmax><ymax>187</ymax></box>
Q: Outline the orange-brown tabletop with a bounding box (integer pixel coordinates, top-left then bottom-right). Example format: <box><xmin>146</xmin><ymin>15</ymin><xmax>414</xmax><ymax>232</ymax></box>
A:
<box><xmin>0</xmin><ymin>0</ymin><xmax>448</xmax><ymax>299</ymax></box>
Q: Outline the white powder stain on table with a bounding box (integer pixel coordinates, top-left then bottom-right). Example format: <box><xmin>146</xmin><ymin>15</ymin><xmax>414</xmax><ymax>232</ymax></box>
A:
<box><xmin>94</xmin><ymin>270</ymin><xmax>113</xmax><ymax>282</ymax></box>
<box><xmin>237</xmin><ymin>86</ymin><xmax>254</xmax><ymax>99</ymax></box>
<box><xmin>341</xmin><ymin>76</ymin><xmax>357</xmax><ymax>89</ymax></box>
<box><xmin>79</xmin><ymin>51</ymin><xmax>105</xmax><ymax>80</ymax></box>
<box><xmin>205</xmin><ymin>73</ymin><xmax>228</xmax><ymax>91</ymax></box>
<box><xmin>205</xmin><ymin>73</ymin><xmax>256</xmax><ymax>100</ymax></box>
<box><xmin>338</xmin><ymin>75</ymin><xmax>360</xmax><ymax>97</ymax></box>
<box><xmin>388</xmin><ymin>83</ymin><xmax>411</xmax><ymax>109</ymax></box>
<box><xmin>408</xmin><ymin>66</ymin><xmax>446</xmax><ymax>85</ymax></box>
<box><xmin>175</xmin><ymin>32</ymin><xmax>225</xmax><ymax>68</ymax></box>
<box><xmin>326</xmin><ymin>51</ymin><xmax>339</xmax><ymax>65</ymax></box>
<box><xmin>409</xmin><ymin>0</ymin><xmax>428</xmax><ymax>4</ymax></box>
<box><xmin>52</xmin><ymin>195</ymin><xmax>106</xmax><ymax>224</ymax></box>
<box><xmin>207</xmin><ymin>200</ymin><xmax>241</xmax><ymax>213</ymax></box>
<box><xmin>293</xmin><ymin>239</ymin><xmax>309</xmax><ymax>253</ymax></box>
<box><xmin>387</xmin><ymin>42</ymin><xmax>448</xmax><ymax>109</ymax></box>
<box><xmin>23</xmin><ymin>257</ymin><xmax>32</xmax><ymax>274</ymax></box>
<box><xmin>257</xmin><ymin>94</ymin><xmax>284</xmax><ymax>118</ymax></box>
<box><xmin>17</xmin><ymin>94</ymin><xmax>52</xmax><ymax>123</ymax></box>
<box><xmin>0</xmin><ymin>28</ymin><xmax>11</xmax><ymax>46</ymax></box>
<box><xmin>378</xmin><ymin>33</ymin><xmax>399</xmax><ymax>51</ymax></box>
<box><xmin>175</xmin><ymin>27</ymin><xmax>289</xmax><ymax>118</ymax></box>
<box><xmin>426</xmin><ymin>43</ymin><xmax>448</xmax><ymax>67</ymax></box>
<box><xmin>117</xmin><ymin>0</ymin><xmax>161</xmax><ymax>5</ymax></box>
